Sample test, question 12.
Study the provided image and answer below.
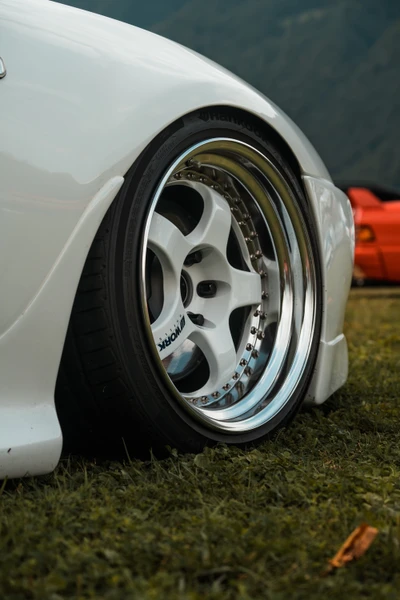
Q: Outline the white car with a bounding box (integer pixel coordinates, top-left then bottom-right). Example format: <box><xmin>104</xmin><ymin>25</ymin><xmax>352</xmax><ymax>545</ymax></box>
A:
<box><xmin>0</xmin><ymin>0</ymin><xmax>354</xmax><ymax>479</ymax></box>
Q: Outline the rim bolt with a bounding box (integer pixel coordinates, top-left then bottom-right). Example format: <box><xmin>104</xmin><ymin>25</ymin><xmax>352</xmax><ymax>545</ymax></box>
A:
<box><xmin>174</xmin><ymin>172</ymin><xmax>182</xmax><ymax>179</ymax></box>
<box><xmin>233</xmin><ymin>372</ymin><xmax>239</xmax><ymax>380</ymax></box>
<box><xmin>197</xmin><ymin>280</ymin><xmax>217</xmax><ymax>298</ymax></box>
<box><xmin>254</xmin><ymin>250</ymin><xmax>262</xmax><ymax>259</ymax></box>
<box><xmin>245</xmin><ymin>367</ymin><xmax>253</xmax><ymax>376</ymax></box>
<box><xmin>254</xmin><ymin>309</ymin><xmax>261</xmax><ymax>317</ymax></box>
<box><xmin>184</xmin><ymin>251</ymin><xmax>202</xmax><ymax>267</ymax></box>
<box><xmin>223</xmin><ymin>384</ymin><xmax>230</xmax><ymax>391</ymax></box>
<box><xmin>259</xmin><ymin>270</ymin><xmax>267</xmax><ymax>278</ymax></box>
<box><xmin>252</xmin><ymin>350</ymin><xmax>259</xmax><ymax>359</ymax></box>
<box><xmin>262</xmin><ymin>291</ymin><xmax>269</xmax><ymax>299</ymax></box>
<box><xmin>260</xmin><ymin>312</ymin><xmax>267</xmax><ymax>320</ymax></box>
<box><xmin>243</xmin><ymin>213</ymin><xmax>251</xmax><ymax>221</ymax></box>
<box><xmin>246</xmin><ymin>343</ymin><xmax>253</xmax><ymax>351</ymax></box>
<box><xmin>231</xmin><ymin>206</ymin><xmax>239</xmax><ymax>213</ymax></box>
<box><xmin>238</xmin><ymin>221</ymin><xmax>245</xmax><ymax>227</ymax></box>
<box><xmin>250</xmin><ymin>326</ymin><xmax>257</xmax><ymax>335</ymax></box>
<box><xmin>188</xmin><ymin>312</ymin><xmax>205</xmax><ymax>326</ymax></box>
<box><xmin>240</xmin><ymin>359</ymin><xmax>247</xmax><ymax>366</ymax></box>
<box><xmin>245</xmin><ymin>237</ymin><xmax>251</xmax><ymax>243</ymax></box>
<box><xmin>250</xmin><ymin>231</ymin><xmax>258</xmax><ymax>239</ymax></box>
<box><xmin>199</xmin><ymin>176</ymin><xmax>205</xmax><ymax>182</ymax></box>
<box><xmin>212</xmin><ymin>391</ymin><xmax>220</xmax><ymax>398</ymax></box>
<box><xmin>201</xmin><ymin>396</ymin><xmax>208</xmax><ymax>404</ymax></box>
<box><xmin>257</xmin><ymin>330</ymin><xmax>265</xmax><ymax>340</ymax></box>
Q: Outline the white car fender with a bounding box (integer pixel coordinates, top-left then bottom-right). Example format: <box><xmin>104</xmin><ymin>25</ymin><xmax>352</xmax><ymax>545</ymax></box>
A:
<box><xmin>0</xmin><ymin>0</ymin><xmax>353</xmax><ymax>477</ymax></box>
<box><xmin>0</xmin><ymin>176</ymin><xmax>123</xmax><ymax>478</ymax></box>
<box><xmin>0</xmin><ymin>0</ymin><xmax>333</xmax><ymax>336</ymax></box>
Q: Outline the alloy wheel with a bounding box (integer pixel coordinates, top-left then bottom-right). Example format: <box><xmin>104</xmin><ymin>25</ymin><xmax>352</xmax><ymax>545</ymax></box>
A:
<box><xmin>141</xmin><ymin>138</ymin><xmax>317</xmax><ymax>433</ymax></box>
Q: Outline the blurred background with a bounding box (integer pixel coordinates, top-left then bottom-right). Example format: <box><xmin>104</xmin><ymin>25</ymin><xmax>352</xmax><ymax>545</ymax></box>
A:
<box><xmin>56</xmin><ymin>0</ymin><xmax>400</xmax><ymax>187</ymax></box>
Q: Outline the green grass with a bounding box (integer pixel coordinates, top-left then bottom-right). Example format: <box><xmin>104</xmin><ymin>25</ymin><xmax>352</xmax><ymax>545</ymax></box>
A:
<box><xmin>1</xmin><ymin>289</ymin><xmax>400</xmax><ymax>600</ymax></box>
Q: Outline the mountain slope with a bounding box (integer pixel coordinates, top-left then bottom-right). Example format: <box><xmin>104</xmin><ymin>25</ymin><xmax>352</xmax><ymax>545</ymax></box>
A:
<box><xmin>57</xmin><ymin>0</ymin><xmax>187</xmax><ymax>28</ymax></box>
<box><xmin>154</xmin><ymin>0</ymin><xmax>400</xmax><ymax>185</ymax></box>
<box><xmin>54</xmin><ymin>0</ymin><xmax>400</xmax><ymax>186</ymax></box>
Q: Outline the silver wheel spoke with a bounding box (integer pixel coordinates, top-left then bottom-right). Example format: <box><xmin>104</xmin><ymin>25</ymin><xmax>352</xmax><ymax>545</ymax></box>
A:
<box><xmin>148</xmin><ymin>212</ymin><xmax>191</xmax><ymax>278</ymax></box>
<box><xmin>190</xmin><ymin>323</ymin><xmax>237</xmax><ymax>392</ymax></box>
<box><xmin>151</xmin><ymin>301</ymin><xmax>193</xmax><ymax>360</ymax></box>
<box><xmin>229</xmin><ymin>267</ymin><xmax>262</xmax><ymax>310</ymax></box>
<box><xmin>148</xmin><ymin>213</ymin><xmax>195</xmax><ymax>359</ymax></box>
<box><xmin>186</xmin><ymin>187</ymin><xmax>232</xmax><ymax>255</ymax></box>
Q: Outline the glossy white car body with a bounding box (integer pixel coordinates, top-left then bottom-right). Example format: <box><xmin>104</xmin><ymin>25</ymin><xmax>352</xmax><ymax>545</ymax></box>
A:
<box><xmin>0</xmin><ymin>0</ymin><xmax>354</xmax><ymax>478</ymax></box>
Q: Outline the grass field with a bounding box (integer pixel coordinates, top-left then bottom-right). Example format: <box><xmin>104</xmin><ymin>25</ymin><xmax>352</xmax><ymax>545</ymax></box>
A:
<box><xmin>1</xmin><ymin>289</ymin><xmax>400</xmax><ymax>600</ymax></box>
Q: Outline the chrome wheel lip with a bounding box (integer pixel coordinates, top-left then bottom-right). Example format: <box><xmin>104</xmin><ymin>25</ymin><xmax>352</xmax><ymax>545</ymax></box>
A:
<box><xmin>140</xmin><ymin>137</ymin><xmax>317</xmax><ymax>434</ymax></box>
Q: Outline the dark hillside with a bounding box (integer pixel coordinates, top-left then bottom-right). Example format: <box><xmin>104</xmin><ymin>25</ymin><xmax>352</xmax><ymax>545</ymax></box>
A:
<box><xmin>55</xmin><ymin>0</ymin><xmax>400</xmax><ymax>186</ymax></box>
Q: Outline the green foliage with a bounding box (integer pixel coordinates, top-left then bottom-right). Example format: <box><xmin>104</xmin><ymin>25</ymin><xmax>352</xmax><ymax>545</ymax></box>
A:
<box><xmin>1</xmin><ymin>288</ymin><xmax>400</xmax><ymax>599</ymax></box>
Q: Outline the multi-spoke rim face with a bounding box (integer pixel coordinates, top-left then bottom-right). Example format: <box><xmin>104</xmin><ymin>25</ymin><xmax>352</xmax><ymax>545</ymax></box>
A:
<box><xmin>140</xmin><ymin>138</ymin><xmax>317</xmax><ymax>433</ymax></box>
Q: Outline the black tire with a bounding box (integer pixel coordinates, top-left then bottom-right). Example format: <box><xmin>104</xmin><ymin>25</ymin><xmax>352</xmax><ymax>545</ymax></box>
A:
<box><xmin>56</xmin><ymin>108</ymin><xmax>322</xmax><ymax>455</ymax></box>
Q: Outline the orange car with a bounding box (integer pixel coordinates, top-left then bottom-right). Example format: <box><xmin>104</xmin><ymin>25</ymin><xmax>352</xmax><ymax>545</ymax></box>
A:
<box><xmin>338</xmin><ymin>183</ymin><xmax>400</xmax><ymax>285</ymax></box>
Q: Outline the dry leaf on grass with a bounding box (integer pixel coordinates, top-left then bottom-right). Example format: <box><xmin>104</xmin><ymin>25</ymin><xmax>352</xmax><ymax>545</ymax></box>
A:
<box><xmin>323</xmin><ymin>523</ymin><xmax>378</xmax><ymax>575</ymax></box>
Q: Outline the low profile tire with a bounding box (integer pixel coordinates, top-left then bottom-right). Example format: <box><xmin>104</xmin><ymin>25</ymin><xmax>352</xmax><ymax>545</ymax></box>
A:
<box><xmin>56</xmin><ymin>109</ymin><xmax>322</xmax><ymax>454</ymax></box>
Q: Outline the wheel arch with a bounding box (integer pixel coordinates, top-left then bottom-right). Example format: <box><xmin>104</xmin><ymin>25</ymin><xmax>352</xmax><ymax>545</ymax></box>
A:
<box><xmin>193</xmin><ymin>105</ymin><xmax>305</xmax><ymax>184</ymax></box>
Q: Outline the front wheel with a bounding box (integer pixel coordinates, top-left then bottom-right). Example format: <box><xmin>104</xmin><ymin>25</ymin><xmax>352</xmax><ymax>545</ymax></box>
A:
<box><xmin>57</xmin><ymin>109</ymin><xmax>322</xmax><ymax>453</ymax></box>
